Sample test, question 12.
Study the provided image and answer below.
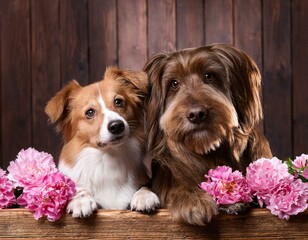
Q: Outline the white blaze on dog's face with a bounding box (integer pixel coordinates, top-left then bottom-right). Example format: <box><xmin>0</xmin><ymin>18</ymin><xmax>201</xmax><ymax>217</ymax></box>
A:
<box><xmin>145</xmin><ymin>45</ymin><xmax>262</xmax><ymax>156</ymax></box>
<box><xmin>69</xmin><ymin>82</ymin><xmax>130</xmax><ymax>149</ymax></box>
<box><xmin>96</xmin><ymin>90</ymin><xmax>129</xmax><ymax>147</ymax></box>
<box><xmin>45</xmin><ymin>67</ymin><xmax>148</xmax><ymax>166</ymax></box>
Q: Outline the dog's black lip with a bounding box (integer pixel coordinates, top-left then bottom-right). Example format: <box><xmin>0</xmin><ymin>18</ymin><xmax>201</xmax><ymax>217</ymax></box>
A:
<box><xmin>97</xmin><ymin>135</ymin><xmax>128</xmax><ymax>149</ymax></box>
<box><xmin>113</xmin><ymin>135</ymin><xmax>124</xmax><ymax>141</ymax></box>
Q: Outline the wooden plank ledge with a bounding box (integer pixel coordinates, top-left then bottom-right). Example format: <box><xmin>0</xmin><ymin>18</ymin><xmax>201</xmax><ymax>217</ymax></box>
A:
<box><xmin>0</xmin><ymin>208</ymin><xmax>307</xmax><ymax>239</ymax></box>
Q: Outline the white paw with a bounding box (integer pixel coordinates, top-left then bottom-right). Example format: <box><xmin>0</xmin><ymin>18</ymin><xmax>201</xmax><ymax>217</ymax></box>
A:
<box><xmin>130</xmin><ymin>187</ymin><xmax>160</xmax><ymax>212</ymax></box>
<box><xmin>67</xmin><ymin>190</ymin><xmax>98</xmax><ymax>218</ymax></box>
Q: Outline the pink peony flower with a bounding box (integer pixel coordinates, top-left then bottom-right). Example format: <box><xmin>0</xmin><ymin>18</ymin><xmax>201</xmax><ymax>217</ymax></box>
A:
<box><xmin>292</xmin><ymin>154</ymin><xmax>308</xmax><ymax>180</ymax></box>
<box><xmin>293</xmin><ymin>154</ymin><xmax>308</xmax><ymax>169</ymax></box>
<box><xmin>266</xmin><ymin>179</ymin><xmax>308</xmax><ymax>220</ymax></box>
<box><xmin>0</xmin><ymin>169</ymin><xmax>15</xmax><ymax>208</ymax></box>
<box><xmin>246</xmin><ymin>157</ymin><xmax>293</xmax><ymax>206</ymax></box>
<box><xmin>200</xmin><ymin>166</ymin><xmax>252</xmax><ymax>205</ymax></box>
<box><xmin>17</xmin><ymin>171</ymin><xmax>76</xmax><ymax>221</ymax></box>
<box><xmin>7</xmin><ymin>147</ymin><xmax>57</xmax><ymax>188</ymax></box>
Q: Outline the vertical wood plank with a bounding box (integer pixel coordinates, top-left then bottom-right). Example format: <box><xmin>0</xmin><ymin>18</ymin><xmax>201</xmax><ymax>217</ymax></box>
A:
<box><xmin>0</xmin><ymin>0</ymin><xmax>31</xmax><ymax>168</ymax></box>
<box><xmin>234</xmin><ymin>0</ymin><xmax>262</xmax><ymax>70</ymax></box>
<box><xmin>31</xmin><ymin>0</ymin><xmax>61</xmax><ymax>162</ymax></box>
<box><xmin>118</xmin><ymin>0</ymin><xmax>147</xmax><ymax>70</ymax></box>
<box><xmin>176</xmin><ymin>0</ymin><xmax>204</xmax><ymax>49</ymax></box>
<box><xmin>263</xmin><ymin>0</ymin><xmax>292</xmax><ymax>159</ymax></box>
<box><xmin>60</xmin><ymin>0</ymin><xmax>89</xmax><ymax>86</ymax></box>
<box><xmin>88</xmin><ymin>0</ymin><xmax>117</xmax><ymax>82</ymax></box>
<box><xmin>292</xmin><ymin>0</ymin><xmax>308</xmax><ymax>156</ymax></box>
<box><xmin>147</xmin><ymin>0</ymin><xmax>176</xmax><ymax>57</ymax></box>
<box><xmin>204</xmin><ymin>0</ymin><xmax>233</xmax><ymax>45</ymax></box>
<box><xmin>234</xmin><ymin>0</ymin><xmax>264</xmax><ymax>135</ymax></box>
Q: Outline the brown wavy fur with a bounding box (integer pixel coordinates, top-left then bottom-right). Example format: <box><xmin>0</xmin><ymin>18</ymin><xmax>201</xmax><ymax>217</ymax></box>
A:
<box><xmin>144</xmin><ymin>44</ymin><xmax>272</xmax><ymax>225</ymax></box>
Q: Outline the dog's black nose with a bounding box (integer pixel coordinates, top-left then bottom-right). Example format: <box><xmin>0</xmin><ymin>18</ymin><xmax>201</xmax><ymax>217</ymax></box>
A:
<box><xmin>187</xmin><ymin>107</ymin><xmax>207</xmax><ymax>124</ymax></box>
<box><xmin>108</xmin><ymin>120</ymin><xmax>125</xmax><ymax>134</ymax></box>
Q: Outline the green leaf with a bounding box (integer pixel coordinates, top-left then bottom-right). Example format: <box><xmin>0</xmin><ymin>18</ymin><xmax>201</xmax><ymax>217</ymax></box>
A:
<box><xmin>298</xmin><ymin>175</ymin><xmax>308</xmax><ymax>183</ymax></box>
<box><xmin>286</xmin><ymin>158</ymin><xmax>294</xmax><ymax>175</ymax></box>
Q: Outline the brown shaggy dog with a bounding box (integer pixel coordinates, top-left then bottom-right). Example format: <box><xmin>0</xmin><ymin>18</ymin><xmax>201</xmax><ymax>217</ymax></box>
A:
<box><xmin>144</xmin><ymin>44</ymin><xmax>272</xmax><ymax>226</ymax></box>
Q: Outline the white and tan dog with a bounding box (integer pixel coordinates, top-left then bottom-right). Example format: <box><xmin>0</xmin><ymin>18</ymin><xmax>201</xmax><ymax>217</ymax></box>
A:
<box><xmin>45</xmin><ymin>67</ymin><xmax>159</xmax><ymax>217</ymax></box>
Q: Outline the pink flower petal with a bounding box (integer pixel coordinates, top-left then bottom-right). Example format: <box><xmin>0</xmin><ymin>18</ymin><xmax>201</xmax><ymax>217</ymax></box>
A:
<box><xmin>293</xmin><ymin>154</ymin><xmax>308</xmax><ymax>170</ymax></box>
<box><xmin>246</xmin><ymin>157</ymin><xmax>293</xmax><ymax>206</ymax></box>
<box><xmin>200</xmin><ymin>166</ymin><xmax>252</xmax><ymax>205</ymax></box>
<box><xmin>7</xmin><ymin>148</ymin><xmax>57</xmax><ymax>188</ymax></box>
<box><xmin>20</xmin><ymin>171</ymin><xmax>76</xmax><ymax>221</ymax></box>
<box><xmin>266</xmin><ymin>179</ymin><xmax>308</xmax><ymax>219</ymax></box>
<box><xmin>0</xmin><ymin>169</ymin><xmax>15</xmax><ymax>208</ymax></box>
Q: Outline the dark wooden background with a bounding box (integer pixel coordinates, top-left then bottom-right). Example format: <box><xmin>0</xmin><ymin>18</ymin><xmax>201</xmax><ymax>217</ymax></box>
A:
<box><xmin>0</xmin><ymin>0</ymin><xmax>307</xmax><ymax>168</ymax></box>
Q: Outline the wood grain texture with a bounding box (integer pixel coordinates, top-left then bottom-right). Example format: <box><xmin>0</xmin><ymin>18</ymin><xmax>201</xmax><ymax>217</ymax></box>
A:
<box><xmin>263</xmin><ymin>0</ymin><xmax>292</xmax><ymax>159</ymax></box>
<box><xmin>60</xmin><ymin>0</ymin><xmax>89</xmax><ymax>86</ymax></box>
<box><xmin>234</xmin><ymin>0</ymin><xmax>262</xmax><ymax>70</ymax></box>
<box><xmin>233</xmin><ymin>0</ymin><xmax>264</xmax><ymax>134</ymax></box>
<box><xmin>176</xmin><ymin>0</ymin><xmax>205</xmax><ymax>49</ymax></box>
<box><xmin>0</xmin><ymin>209</ymin><xmax>307</xmax><ymax>239</ymax></box>
<box><xmin>0</xmin><ymin>0</ymin><xmax>31</xmax><ymax>168</ymax></box>
<box><xmin>118</xmin><ymin>0</ymin><xmax>147</xmax><ymax>70</ymax></box>
<box><xmin>292</xmin><ymin>0</ymin><xmax>308</xmax><ymax>156</ymax></box>
<box><xmin>147</xmin><ymin>0</ymin><xmax>176</xmax><ymax>57</ymax></box>
<box><xmin>205</xmin><ymin>0</ymin><xmax>233</xmax><ymax>45</ymax></box>
<box><xmin>88</xmin><ymin>0</ymin><xmax>117</xmax><ymax>83</ymax></box>
<box><xmin>31</xmin><ymin>0</ymin><xmax>62</xmax><ymax>162</ymax></box>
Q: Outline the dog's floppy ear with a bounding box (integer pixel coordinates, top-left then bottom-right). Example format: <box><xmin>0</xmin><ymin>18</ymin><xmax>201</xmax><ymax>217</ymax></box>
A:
<box><xmin>143</xmin><ymin>53</ymin><xmax>170</xmax><ymax>160</ymax></box>
<box><xmin>123</xmin><ymin>70</ymin><xmax>148</xmax><ymax>95</ymax></box>
<box><xmin>211</xmin><ymin>44</ymin><xmax>263</xmax><ymax>132</ymax></box>
<box><xmin>105</xmin><ymin>66</ymin><xmax>148</xmax><ymax>101</ymax></box>
<box><xmin>45</xmin><ymin>80</ymin><xmax>81</xmax><ymax>137</ymax></box>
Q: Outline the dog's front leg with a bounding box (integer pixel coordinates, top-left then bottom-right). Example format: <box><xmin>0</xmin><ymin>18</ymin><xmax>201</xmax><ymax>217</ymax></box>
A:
<box><xmin>67</xmin><ymin>188</ymin><xmax>97</xmax><ymax>218</ymax></box>
<box><xmin>168</xmin><ymin>185</ymin><xmax>218</xmax><ymax>226</ymax></box>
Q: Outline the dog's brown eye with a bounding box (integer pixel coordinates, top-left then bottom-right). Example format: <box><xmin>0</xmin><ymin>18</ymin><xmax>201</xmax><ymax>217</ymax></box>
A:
<box><xmin>85</xmin><ymin>108</ymin><xmax>96</xmax><ymax>119</ymax></box>
<box><xmin>170</xmin><ymin>80</ymin><xmax>179</xmax><ymax>90</ymax></box>
<box><xmin>114</xmin><ymin>98</ymin><xmax>124</xmax><ymax>108</ymax></box>
<box><xmin>205</xmin><ymin>73</ymin><xmax>215</xmax><ymax>82</ymax></box>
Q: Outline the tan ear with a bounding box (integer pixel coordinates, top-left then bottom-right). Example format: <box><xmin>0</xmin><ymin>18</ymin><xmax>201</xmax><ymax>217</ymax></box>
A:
<box><xmin>104</xmin><ymin>66</ymin><xmax>149</xmax><ymax>99</ymax></box>
<box><xmin>45</xmin><ymin>80</ymin><xmax>81</xmax><ymax>123</ymax></box>
<box><xmin>123</xmin><ymin>70</ymin><xmax>148</xmax><ymax>94</ymax></box>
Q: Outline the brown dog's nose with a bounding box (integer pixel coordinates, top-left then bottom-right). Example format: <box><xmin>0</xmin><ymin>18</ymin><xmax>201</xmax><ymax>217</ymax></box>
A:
<box><xmin>187</xmin><ymin>106</ymin><xmax>207</xmax><ymax>124</ymax></box>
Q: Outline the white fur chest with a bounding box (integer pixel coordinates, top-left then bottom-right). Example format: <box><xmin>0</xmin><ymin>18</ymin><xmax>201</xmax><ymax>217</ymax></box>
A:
<box><xmin>59</xmin><ymin>139</ymin><xmax>142</xmax><ymax>210</ymax></box>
